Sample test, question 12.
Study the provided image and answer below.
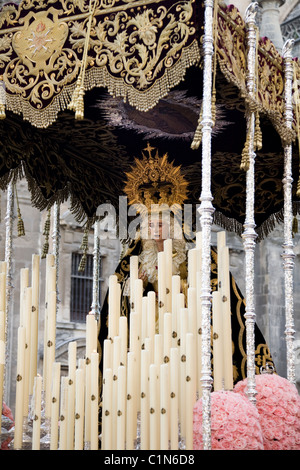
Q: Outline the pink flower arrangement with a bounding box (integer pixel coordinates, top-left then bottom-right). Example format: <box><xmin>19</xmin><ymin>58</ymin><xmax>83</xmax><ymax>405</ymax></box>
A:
<box><xmin>234</xmin><ymin>374</ymin><xmax>300</xmax><ymax>450</ymax></box>
<box><xmin>193</xmin><ymin>390</ymin><xmax>264</xmax><ymax>450</ymax></box>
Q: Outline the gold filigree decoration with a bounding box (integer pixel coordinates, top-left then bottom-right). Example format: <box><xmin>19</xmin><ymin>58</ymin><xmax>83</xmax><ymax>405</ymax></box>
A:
<box><xmin>216</xmin><ymin>3</ymin><xmax>299</xmax><ymax>145</ymax></box>
<box><xmin>0</xmin><ymin>0</ymin><xmax>200</xmax><ymax>127</ymax></box>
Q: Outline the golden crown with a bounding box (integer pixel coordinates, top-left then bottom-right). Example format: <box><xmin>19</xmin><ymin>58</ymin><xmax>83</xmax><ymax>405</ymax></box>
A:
<box><xmin>124</xmin><ymin>143</ymin><xmax>188</xmax><ymax>214</ymax></box>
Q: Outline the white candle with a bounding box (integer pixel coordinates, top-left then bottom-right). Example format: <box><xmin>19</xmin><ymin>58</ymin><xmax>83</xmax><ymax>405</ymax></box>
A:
<box><xmin>130</xmin><ymin>256</ymin><xmax>139</xmax><ymax>307</ymax></box>
<box><xmin>164</xmin><ymin>239</ymin><xmax>173</xmax><ymax>312</ymax></box>
<box><xmin>158</xmin><ymin>252</ymin><xmax>166</xmax><ymax>334</ymax></box>
<box><xmin>170</xmin><ymin>348</ymin><xmax>179</xmax><ymax>450</ymax></box>
<box><xmin>196</xmin><ymin>271</ymin><xmax>202</xmax><ymax>396</ymax></box>
<box><xmin>32</xmin><ymin>375</ymin><xmax>42</xmax><ymax>450</ymax></box>
<box><xmin>0</xmin><ymin>261</ymin><xmax>7</xmax><ymax>274</ymax></box>
<box><xmin>108</xmin><ymin>275</ymin><xmax>120</xmax><ymax>339</ymax></box>
<box><xmin>119</xmin><ymin>315</ymin><xmax>128</xmax><ymax>369</ymax></box>
<box><xmin>160</xmin><ymin>363</ymin><xmax>169</xmax><ymax>450</ymax></box>
<box><xmin>102</xmin><ymin>368</ymin><xmax>113</xmax><ymax>450</ymax></box>
<box><xmin>176</xmin><ymin>293</ymin><xmax>185</xmax><ymax>348</ymax></box>
<box><xmin>134</xmin><ymin>278</ymin><xmax>143</xmax><ymax>316</ymax></box>
<box><xmin>149</xmin><ymin>364</ymin><xmax>159</xmax><ymax>450</ymax></box>
<box><xmin>59</xmin><ymin>376</ymin><xmax>68</xmax><ymax>450</ymax></box>
<box><xmin>140</xmin><ymin>349</ymin><xmax>150</xmax><ymax>450</ymax></box>
<box><xmin>126</xmin><ymin>352</ymin><xmax>136</xmax><ymax>450</ymax></box>
<box><xmin>45</xmin><ymin>290</ymin><xmax>56</xmax><ymax>419</ymax></box>
<box><xmin>90</xmin><ymin>351</ymin><xmax>99</xmax><ymax>450</ymax></box>
<box><xmin>163</xmin><ymin>313</ymin><xmax>172</xmax><ymax>364</ymax></box>
<box><xmin>129</xmin><ymin>312</ymin><xmax>140</xmax><ymax>408</ymax></box>
<box><xmin>0</xmin><ymin>272</ymin><xmax>6</xmax><ymax>313</ymax></box>
<box><xmin>30</xmin><ymin>254</ymin><xmax>40</xmax><ymax>395</ymax></box>
<box><xmin>103</xmin><ymin>338</ymin><xmax>112</xmax><ymax>372</ymax></box>
<box><xmin>134</xmin><ymin>278</ymin><xmax>143</xmax><ymax>360</ymax></box>
<box><xmin>14</xmin><ymin>327</ymin><xmax>26</xmax><ymax>449</ymax></box>
<box><xmin>188</xmin><ymin>248</ymin><xmax>197</xmax><ymax>289</ymax></box>
<box><xmin>43</xmin><ymin>255</ymin><xmax>55</xmax><ymax>395</ymax></box>
<box><xmin>86</xmin><ymin>313</ymin><xmax>97</xmax><ymax>358</ymax></box>
<box><xmin>23</xmin><ymin>286</ymin><xmax>32</xmax><ymax>417</ymax></box>
<box><xmin>67</xmin><ymin>341</ymin><xmax>77</xmax><ymax>450</ymax></box>
<box><xmin>188</xmin><ymin>287</ymin><xmax>197</xmax><ymax>398</ymax></box>
<box><xmin>217</xmin><ymin>234</ymin><xmax>233</xmax><ymax>391</ymax></box>
<box><xmin>154</xmin><ymin>334</ymin><xmax>163</xmax><ymax>379</ymax></box>
<box><xmin>85</xmin><ymin>313</ymin><xmax>97</xmax><ymax>444</ymax></box>
<box><xmin>0</xmin><ymin>311</ymin><xmax>4</xmax><ymax>344</ymax></box>
<box><xmin>50</xmin><ymin>362</ymin><xmax>61</xmax><ymax>450</ymax></box>
<box><xmin>141</xmin><ymin>296</ymin><xmax>148</xmax><ymax>349</ymax></box>
<box><xmin>112</xmin><ymin>336</ymin><xmax>121</xmax><ymax>447</ymax></box>
<box><xmin>74</xmin><ymin>368</ymin><xmax>85</xmax><ymax>450</ymax></box>
<box><xmin>117</xmin><ymin>365</ymin><xmax>126</xmax><ymax>450</ymax></box>
<box><xmin>19</xmin><ymin>267</ymin><xmax>29</xmax><ymax>328</ymax></box>
<box><xmin>212</xmin><ymin>291</ymin><xmax>223</xmax><ymax>391</ymax></box>
<box><xmin>185</xmin><ymin>333</ymin><xmax>195</xmax><ymax>450</ymax></box>
<box><xmin>180</xmin><ymin>308</ymin><xmax>188</xmax><ymax>439</ymax></box>
<box><xmin>171</xmin><ymin>275</ymin><xmax>181</xmax><ymax>347</ymax></box>
<box><xmin>147</xmin><ymin>291</ymin><xmax>156</xmax><ymax>347</ymax></box>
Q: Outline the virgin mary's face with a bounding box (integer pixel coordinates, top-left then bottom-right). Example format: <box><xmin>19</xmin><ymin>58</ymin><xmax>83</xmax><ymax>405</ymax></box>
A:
<box><xmin>148</xmin><ymin>217</ymin><xmax>169</xmax><ymax>241</ymax></box>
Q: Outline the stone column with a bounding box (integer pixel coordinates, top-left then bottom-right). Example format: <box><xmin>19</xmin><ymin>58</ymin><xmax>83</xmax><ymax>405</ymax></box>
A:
<box><xmin>258</xmin><ymin>0</ymin><xmax>286</xmax><ymax>51</ymax></box>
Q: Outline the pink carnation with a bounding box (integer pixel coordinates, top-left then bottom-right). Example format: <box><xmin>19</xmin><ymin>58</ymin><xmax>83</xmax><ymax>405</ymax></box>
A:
<box><xmin>234</xmin><ymin>374</ymin><xmax>300</xmax><ymax>450</ymax></box>
<box><xmin>193</xmin><ymin>390</ymin><xmax>264</xmax><ymax>450</ymax></box>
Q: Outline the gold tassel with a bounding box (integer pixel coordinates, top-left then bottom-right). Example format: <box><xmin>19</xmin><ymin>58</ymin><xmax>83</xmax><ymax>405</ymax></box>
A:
<box><xmin>78</xmin><ymin>253</ymin><xmax>87</xmax><ymax>272</ymax></box>
<box><xmin>254</xmin><ymin>110</ymin><xmax>262</xmax><ymax>151</ymax></box>
<box><xmin>211</xmin><ymin>88</ymin><xmax>217</xmax><ymax>127</ymax></box>
<box><xmin>68</xmin><ymin>76</ymin><xmax>85</xmax><ymax>120</ymax></box>
<box><xmin>240</xmin><ymin>132</ymin><xmax>250</xmax><ymax>171</ymax></box>
<box><xmin>0</xmin><ymin>103</ymin><xmax>5</xmax><ymax>120</ymax></box>
<box><xmin>296</xmin><ymin>179</ymin><xmax>300</xmax><ymax>199</ymax></box>
<box><xmin>78</xmin><ymin>227</ymin><xmax>89</xmax><ymax>272</ymax></box>
<box><xmin>191</xmin><ymin>112</ymin><xmax>203</xmax><ymax>150</ymax></box>
<box><xmin>41</xmin><ymin>209</ymin><xmax>51</xmax><ymax>259</ymax></box>
<box><xmin>17</xmin><ymin>208</ymin><xmax>25</xmax><ymax>237</ymax></box>
<box><xmin>14</xmin><ymin>184</ymin><xmax>25</xmax><ymax>237</ymax></box>
<box><xmin>68</xmin><ymin>1</ymin><xmax>96</xmax><ymax>121</ymax></box>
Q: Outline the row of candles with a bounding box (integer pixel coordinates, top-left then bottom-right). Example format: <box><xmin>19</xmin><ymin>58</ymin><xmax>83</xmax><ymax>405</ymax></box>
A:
<box><xmin>1</xmin><ymin>230</ymin><xmax>233</xmax><ymax>450</ymax></box>
<box><xmin>101</xmin><ymin>231</ymin><xmax>233</xmax><ymax>450</ymax></box>
<box><xmin>0</xmin><ymin>253</ymin><xmax>100</xmax><ymax>449</ymax></box>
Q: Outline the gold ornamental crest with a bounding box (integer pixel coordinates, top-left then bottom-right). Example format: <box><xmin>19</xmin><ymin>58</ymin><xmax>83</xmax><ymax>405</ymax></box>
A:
<box><xmin>12</xmin><ymin>10</ymin><xmax>68</xmax><ymax>70</ymax></box>
<box><xmin>124</xmin><ymin>143</ymin><xmax>189</xmax><ymax>213</ymax></box>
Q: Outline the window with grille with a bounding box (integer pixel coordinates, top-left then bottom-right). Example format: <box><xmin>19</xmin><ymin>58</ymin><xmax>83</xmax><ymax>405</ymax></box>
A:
<box><xmin>70</xmin><ymin>252</ymin><xmax>102</xmax><ymax>323</ymax></box>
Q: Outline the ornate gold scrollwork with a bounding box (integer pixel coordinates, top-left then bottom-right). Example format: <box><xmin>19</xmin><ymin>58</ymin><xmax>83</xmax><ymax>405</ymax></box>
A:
<box><xmin>0</xmin><ymin>0</ymin><xmax>200</xmax><ymax>127</ymax></box>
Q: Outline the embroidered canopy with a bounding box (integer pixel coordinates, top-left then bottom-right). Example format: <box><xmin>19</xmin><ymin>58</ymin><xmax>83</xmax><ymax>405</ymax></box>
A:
<box><xmin>0</xmin><ymin>0</ymin><xmax>299</xmax><ymax>238</ymax></box>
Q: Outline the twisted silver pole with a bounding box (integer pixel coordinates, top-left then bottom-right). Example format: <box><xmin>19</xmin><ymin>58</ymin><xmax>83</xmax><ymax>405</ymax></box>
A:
<box><xmin>242</xmin><ymin>2</ymin><xmax>258</xmax><ymax>407</ymax></box>
<box><xmin>4</xmin><ymin>181</ymin><xmax>15</xmax><ymax>403</ymax></box>
<box><xmin>90</xmin><ymin>219</ymin><xmax>101</xmax><ymax>320</ymax></box>
<box><xmin>52</xmin><ymin>202</ymin><xmax>60</xmax><ymax>310</ymax></box>
<box><xmin>282</xmin><ymin>39</ymin><xmax>296</xmax><ymax>385</ymax></box>
<box><xmin>198</xmin><ymin>0</ymin><xmax>215</xmax><ymax>450</ymax></box>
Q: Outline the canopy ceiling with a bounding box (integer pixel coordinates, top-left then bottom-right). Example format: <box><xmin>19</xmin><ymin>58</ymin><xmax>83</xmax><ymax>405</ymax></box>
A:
<box><xmin>0</xmin><ymin>0</ymin><xmax>299</xmax><ymax>240</ymax></box>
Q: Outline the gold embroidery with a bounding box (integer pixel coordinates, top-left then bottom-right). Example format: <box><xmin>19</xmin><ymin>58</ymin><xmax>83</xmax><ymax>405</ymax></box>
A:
<box><xmin>0</xmin><ymin>0</ymin><xmax>200</xmax><ymax>127</ymax></box>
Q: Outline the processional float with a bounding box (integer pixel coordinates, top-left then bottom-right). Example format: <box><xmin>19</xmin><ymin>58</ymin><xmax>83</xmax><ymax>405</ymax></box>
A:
<box><xmin>0</xmin><ymin>0</ymin><xmax>299</xmax><ymax>450</ymax></box>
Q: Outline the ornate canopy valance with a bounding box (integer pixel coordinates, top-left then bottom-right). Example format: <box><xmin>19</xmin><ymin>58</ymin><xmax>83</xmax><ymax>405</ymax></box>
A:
<box><xmin>0</xmin><ymin>1</ymin><xmax>299</xmax><ymax>134</ymax></box>
<box><xmin>0</xmin><ymin>0</ymin><xmax>201</xmax><ymax>127</ymax></box>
